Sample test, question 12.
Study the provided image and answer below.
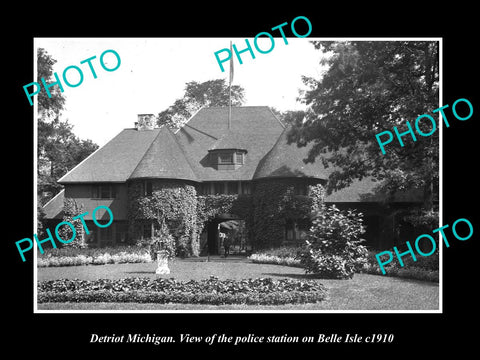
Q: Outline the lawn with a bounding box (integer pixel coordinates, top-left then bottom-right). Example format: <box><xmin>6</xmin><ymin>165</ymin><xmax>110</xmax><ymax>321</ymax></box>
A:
<box><xmin>36</xmin><ymin>257</ymin><xmax>439</xmax><ymax>311</ymax></box>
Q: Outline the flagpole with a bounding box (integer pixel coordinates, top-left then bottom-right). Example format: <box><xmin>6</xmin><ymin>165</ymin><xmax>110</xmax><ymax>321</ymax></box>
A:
<box><xmin>228</xmin><ymin>40</ymin><xmax>233</xmax><ymax>130</ymax></box>
<box><xmin>228</xmin><ymin>82</ymin><xmax>232</xmax><ymax>129</ymax></box>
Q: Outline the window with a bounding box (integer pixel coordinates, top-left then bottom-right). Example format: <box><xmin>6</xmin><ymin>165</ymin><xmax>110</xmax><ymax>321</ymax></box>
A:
<box><xmin>218</xmin><ymin>153</ymin><xmax>234</xmax><ymax>164</ymax></box>
<box><xmin>294</xmin><ymin>183</ymin><xmax>308</xmax><ymax>196</ymax></box>
<box><xmin>115</xmin><ymin>222</ymin><xmax>128</xmax><ymax>243</ymax></box>
<box><xmin>143</xmin><ymin>223</ymin><xmax>152</xmax><ymax>239</ymax></box>
<box><xmin>213</xmin><ymin>182</ymin><xmax>225</xmax><ymax>195</ymax></box>
<box><xmin>92</xmin><ymin>184</ymin><xmax>116</xmax><ymax>199</ymax></box>
<box><xmin>204</xmin><ymin>183</ymin><xmax>212</xmax><ymax>195</ymax></box>
<box><xmin>240</xmin><ymin>181</ymin><xmax>251</xmax><ymax>194</ymax></box>
<box><xmin>235</xmin><ymin>152</ymin><xmax>244</xmax><ymax>164</ymax></box>
<box><xmin>227</xmin><ymin>182</ymin><xmax>238</xmax><ymax>195</ymax></box>
<box><xmin>209</xmin><ymin>149</ymin><xmax>247</xmax><ymax>169</ymax></box>
<box><xmin>101</xmin><ymin>186</ymin><xmax>111</xmax><ymax>199</ymax></box>
<box><xmin>142</xmin><ymin>180</ymin><xmax>153</xmax><ymax>196</ymax></box>
<box><xmin>286</xmin><ymin>221</ymin><xmax>295</xmax><ymax>241</ymax></box>
<box><xmin>198</xmin><ymin>183</ymin><xmax>208</xmax><ymax>195</ymax></box>
<box><xmin>94</xmin><ymin>221</ymin><xmax>113</xmax><ymax>244</ymax></box>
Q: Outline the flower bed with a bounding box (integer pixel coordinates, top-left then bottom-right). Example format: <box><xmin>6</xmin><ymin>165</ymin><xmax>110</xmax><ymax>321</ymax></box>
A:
<box><xmin>249</xmin><ymin>253</ymin><xmax>301</xmax><ymax>267</ymax></box>
<box><xmin>37</xmin><ymin>246</ymin><xmax>152</xmax><ymax>267</ymax></box>
<box><xmin>37</xmin><ymin>277</ymin><xmax>328</xmax><ymax>305</ymax></box>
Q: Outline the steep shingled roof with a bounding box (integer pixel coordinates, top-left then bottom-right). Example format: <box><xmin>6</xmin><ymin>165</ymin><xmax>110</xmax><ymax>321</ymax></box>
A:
<box><xmin>324</xmin><ymin>177</ymin><xmax>423</xmax><ymax>203</ymax></box>
<box><xmin>209</xmin><ymin>130</ymin><xmax>248</xmax><ymax>151</ymax></box>
<box><xmin>175</xmin><ymin>106</ymin><xmax>285</xmax><ymax>181</ymax></box>
<box><xmin>42</xmin><ymin>189</ymin><xmax>65</xmax><ymax>219</ymax></box>
<box><xmin>58</xmin><ymin>126</ymin><xmax>197</xmax><ymax>183</ymax></box>
<box><xmin>253</xmin><ymin>126</ymin><xmax>329</xmax><ymax>180</ymax></box>
<box><xmin>130</xmin><ymin>126</ymin><xmax>197</xmax><ymax>181</ymax></box>
<box><xmin>58</xmin><ymin>128</ymin><xmax>162</xmax><ymax>183</ymax></box>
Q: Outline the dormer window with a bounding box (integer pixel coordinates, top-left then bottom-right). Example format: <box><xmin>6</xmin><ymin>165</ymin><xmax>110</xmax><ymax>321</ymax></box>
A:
<box><xmin>218</xmin><ymin>153</ymin><xmax>234</xmax><ymax>164</ymax></box>
<box><xmin>235</xmin><ymin>152</ymin><xmax>244</xmax><ymax>164</ymax></box>
<box><xmin>208</xmin><ymin>149</ymin><xmax>247</xmax><ymax>170</ymax></box>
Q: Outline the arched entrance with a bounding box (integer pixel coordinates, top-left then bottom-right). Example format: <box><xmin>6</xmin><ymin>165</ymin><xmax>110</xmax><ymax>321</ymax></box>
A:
<box><xmin>202</xmin><ymin>213</ymin><xmax>249</xmax><ymax>256</ymax></box>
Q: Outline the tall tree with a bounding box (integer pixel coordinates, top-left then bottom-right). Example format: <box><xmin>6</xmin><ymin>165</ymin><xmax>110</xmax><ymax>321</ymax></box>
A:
<box><xmin>289</xmin><ymin>41</ymin><xmax>439</xmax><ymax>211</ymax></box>
<box><xmin>157</xmin><ymin>79</ymin><xmax>245</xmax><ymax>129</ymax></box>
<box><xmin>37</xmin><ymin>48</ymin><xmax>66</xmax><ymax>119</ymax></box>
<box><xmin>37</xmin><ymin>48</ymin><xmax>99</xmax><ymax>205</ymax></box>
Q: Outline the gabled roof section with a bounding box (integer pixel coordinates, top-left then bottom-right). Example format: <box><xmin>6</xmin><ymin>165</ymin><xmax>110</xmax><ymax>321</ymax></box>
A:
<box><xmin>58</xmin><ymin>128</ymin><xmax>161</xmax><ymax>183</ymax></box>
<box><xmin>253</xmin><ymin>126</ymin><xmax>329</xmax><ymax>180</ymax></box>
<box><xmin>175</xmin><ymin>106</ymin><xmax>286</xmax><ymax>181</ymax></box>
<box><xmin>129</xmin><ymin>126</ymin><xmax>197</xmax><ymax>181</ymax></box>
<box><xmin>42</xmin><ymin>189</ymin><xmax>65</xmax><ymax>219</ymax></box>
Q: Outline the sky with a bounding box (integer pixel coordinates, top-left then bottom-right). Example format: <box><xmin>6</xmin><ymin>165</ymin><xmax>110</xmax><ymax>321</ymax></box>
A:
<box><xmin>35</xmin><ymin>37</ymin><xmax>327</xmax><ymax>147</ymax></box>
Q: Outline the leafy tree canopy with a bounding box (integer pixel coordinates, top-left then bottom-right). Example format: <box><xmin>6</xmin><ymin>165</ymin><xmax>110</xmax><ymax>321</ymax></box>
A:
<box><xmin>37</xmin><ymin>48</ymin><xmax>99</xmax><ymax>205</ymax></box>
<box><xmin>157</xmin><ymin>79</ymin><xmax>245</xmax><ymax>129</ymax></box>
<box><xmin>288</xmin><ymin>41</ymin><xmax>439</xmax><ymax>209</ymax></box>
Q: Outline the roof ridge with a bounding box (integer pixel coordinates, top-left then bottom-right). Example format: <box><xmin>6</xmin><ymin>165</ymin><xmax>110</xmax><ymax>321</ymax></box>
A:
<box><xmin>267</xmin><ymin>107</ymin><xmax>286</xmax><ymax>129</ymax></box>
<box><xmin>57</xmin><ymin>132</ymin><xmax>119</xmax><ymax>184</ymax></box>
<box><xmin>129</xmin><ymin>126</ymin><xmax>198</xmax><ymax>181</ymax></box>
<box><xmin>253</xmin><ymin>125</ymin><xmax>328</xmax><ymax>180</ymax></box>
<box><xmin>173</xmin><ymin>106</ymin><xmax>204</xmax><ymax>134</ymax></box>
<box><xmin>41</xmin><ymin>188</ymin><xmax>65</xmax><ymax>209</ymax></box>
<box><xmin>168</xmin><ymin>126</ymin><xmax>199</xmax><ymax>180</ymax></box>
<box><xmin>128</xmin><ymin>126</ymin><xmax>167</xmax><ymax>180</ymax></box>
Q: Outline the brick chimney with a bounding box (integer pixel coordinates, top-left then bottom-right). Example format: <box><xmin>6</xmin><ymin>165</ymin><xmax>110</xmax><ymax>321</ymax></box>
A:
<box><xmin>135</xmin><ymin>114</ymin><xmax>156</xmax><ymax>131</ymax></box>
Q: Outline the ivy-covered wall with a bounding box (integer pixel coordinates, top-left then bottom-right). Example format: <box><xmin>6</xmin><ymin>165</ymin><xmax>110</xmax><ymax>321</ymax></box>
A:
<box><xmin>128</xmin><ymin>180</ymin><xmax>199</xmax><ymax>256</ymax></box>
<box><xmin>127</xmin><ymin>178</ymin><xmax>325</xmax><ymax>257</ymax></box>
<box><xmin>252</xmin><ymin>179</ymin><xmax>325</xmax><ymax>249</ymax></box>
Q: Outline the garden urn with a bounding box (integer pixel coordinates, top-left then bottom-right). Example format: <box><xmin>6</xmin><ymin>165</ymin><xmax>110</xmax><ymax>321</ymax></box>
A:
<box><xmin>155</xmin><ymin>250</ymin><xmax>170</xmax><ymax>275</ymax></box>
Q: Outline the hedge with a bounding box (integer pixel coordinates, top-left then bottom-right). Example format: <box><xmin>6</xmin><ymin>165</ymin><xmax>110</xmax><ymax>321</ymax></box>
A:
<box><xmin>37</xmin><ymin>277</ymin><xmax>328</xmax><ymax>305</ymax></box>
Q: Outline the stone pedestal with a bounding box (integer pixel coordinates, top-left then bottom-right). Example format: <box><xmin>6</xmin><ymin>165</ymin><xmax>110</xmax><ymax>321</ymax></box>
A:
<box><xmin>155</xmin><ymin>251</ymin><xmax>170</xmax><ymax>275</ymax></box>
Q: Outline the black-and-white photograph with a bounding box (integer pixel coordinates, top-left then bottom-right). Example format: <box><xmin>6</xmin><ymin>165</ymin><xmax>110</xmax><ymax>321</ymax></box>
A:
<box><xmin>32</xmin><ymin>37</ymin><xmax>442</xmax><ymax>313</ymax></box>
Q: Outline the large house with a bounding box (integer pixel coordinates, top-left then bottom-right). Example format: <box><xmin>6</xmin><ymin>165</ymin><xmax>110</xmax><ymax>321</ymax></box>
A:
<box><xmin>42</xmin><ymin>106</ymin><xmax>423</xmax><ymax>255</ymax></box>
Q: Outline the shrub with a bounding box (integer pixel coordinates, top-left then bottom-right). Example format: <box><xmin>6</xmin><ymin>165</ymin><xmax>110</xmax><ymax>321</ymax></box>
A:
<box><xmin>299</xmin><ymin>205</ymin><xmax>368</xmax><ymax>279</ymax></box>
<box><xmin>37</xmin><ymin>277</ymin><xmax>328</xmax><ymax>305</ymax></box>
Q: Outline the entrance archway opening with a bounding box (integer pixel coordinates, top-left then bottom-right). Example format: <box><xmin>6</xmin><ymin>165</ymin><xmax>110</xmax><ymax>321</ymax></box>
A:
<box><xmin>201</xmin><ymin>213</ymin><xmax>250</xmax><ymax>256</ymax></box>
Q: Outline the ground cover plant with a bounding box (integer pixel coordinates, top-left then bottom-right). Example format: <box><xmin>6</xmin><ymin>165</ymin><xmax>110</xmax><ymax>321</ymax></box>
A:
<box><xmin>37</xmin><ymin>277</ymin><xmax>328</xmax><ymax>305</ymax></box>
<box><xmin>37</xmin><ymin>245</ymin><xmax>152</xmax><ymax>267</ymax></box>
<box><xmin>249</xmin><ymin>246</ymin><xmax>302</xmax><ymax>267</ymax></box>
